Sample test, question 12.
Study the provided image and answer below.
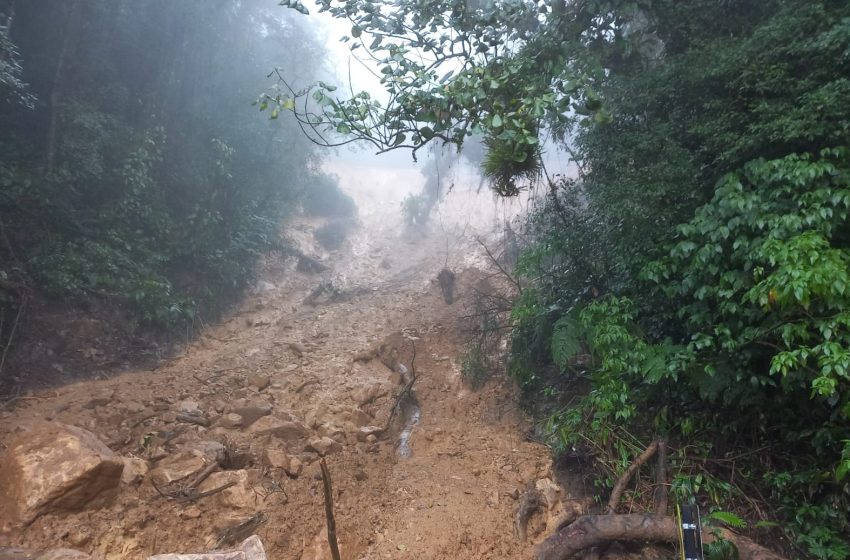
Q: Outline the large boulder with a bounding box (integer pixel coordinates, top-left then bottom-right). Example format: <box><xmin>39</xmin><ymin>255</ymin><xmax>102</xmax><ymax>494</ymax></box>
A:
<box><xmin>0</xmin><ymin>422</ymin><xmax>124</xmax><ymax>525</ymax></box>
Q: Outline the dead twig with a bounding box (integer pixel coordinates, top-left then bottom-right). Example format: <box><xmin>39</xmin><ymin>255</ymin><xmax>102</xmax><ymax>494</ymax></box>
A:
<box><xmin>606</xmin><ymin>439</ymin><xmax>660</xmax><ymax>514</ymax></box>
<box><xmin>653</xmin><ymin>440</ymin><xmax>668</xmax><ymax>515</ymax></box>
<box><xmin>0</xmin><ymin>296</ymin><xmax>26</xmax><ymax>380</ymax></box>
<box><xmin>475</xmin><ymin>236</ymin><xmax>522</xmax><ymax>294</ymax></box>
<box><xmin>214</xmin><ymin>512</ymin><xmax>267</xmax><ymax>549</ymax></box>
<box><xmin>320</xmin><ymin>458</ymin><xmax>342</xmax><ymax>560</ymax></box>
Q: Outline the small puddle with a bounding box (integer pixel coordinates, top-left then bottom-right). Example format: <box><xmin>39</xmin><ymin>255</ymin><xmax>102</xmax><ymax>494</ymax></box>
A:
<box><xmin>395</xmin><ymin>363</ymin><xmax>421</xmax><ymax>459</ymax></box>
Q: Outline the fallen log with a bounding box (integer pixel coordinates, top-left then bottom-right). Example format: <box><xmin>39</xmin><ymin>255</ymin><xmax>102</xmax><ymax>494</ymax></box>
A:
<box><xmin>535</xmin><ymin>514</ymin><xmax>787</xmax><ymax>560</ymax></box>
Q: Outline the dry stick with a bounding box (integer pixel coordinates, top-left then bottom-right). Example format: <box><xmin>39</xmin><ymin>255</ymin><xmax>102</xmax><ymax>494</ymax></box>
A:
<box><xmin>653</xmin><ymin>440</ymin><xmax>669</xmax><ymax>515</ymax></box>
<box><xmin>0</xmin><ymin>296</ymin><xmax>26</xmax><ymax>380</ymax></box>
<box><xmin>475</xmin><ymin>236</ymin><xmax>522</xmax><ymax>294</ymax></box>
<box><xmin>606</xmin><ymin>439</ymin><xmax>660</xmax><ymax>514</ymax></box>
<box><xmin>383</xmin><ymin>341</ymin><xmax>417</xmax><ymax>432</ymax></box>
<box><xmin>320</xmin><ymin>458</ymin><xmax>342</xmax><ymax>560</ymax></box>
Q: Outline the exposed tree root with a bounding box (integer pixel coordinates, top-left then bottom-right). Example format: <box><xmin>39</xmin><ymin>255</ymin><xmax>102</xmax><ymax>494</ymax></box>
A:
<box><xmin>535</xmin><ymin>514</ymin><xmax>787</xmax><ymax>560</ymax></box>
<box><xmin>606</xmin><ymin>439</ymin><xmax>659</xmax><ymax>514</ymax></box>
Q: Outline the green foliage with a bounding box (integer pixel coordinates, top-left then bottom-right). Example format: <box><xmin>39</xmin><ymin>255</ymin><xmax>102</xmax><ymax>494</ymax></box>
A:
<box><xmin>461</xmin><ymin>342</ymin><xmax>492</xmax><ymax>390</ymax></box>
<box><xmin>0</xmin><ymin>1</ymin><xmax>327</xmax><ymax>334</ymax></box>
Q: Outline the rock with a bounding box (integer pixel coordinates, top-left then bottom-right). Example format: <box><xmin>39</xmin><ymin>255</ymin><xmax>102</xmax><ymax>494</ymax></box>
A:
<box><xmin>247</xmin><ymin>416</ymin><xmax>307</xmax><ymax>441</ymax></box>
<box><xmin>246</xmin><ymin>375</ymin><xmax>270</xmax><ymax>391</ymax></box>
<box><xmin>180</xmin><ymin>505</ymin><xmax>202</xmax><ymax>519</ymax></box>
<box><xmin>356</xmin><ymin>426</ymin><xmax>384</xmax><ymax>442</ymax></box>
<box><xmin>216</xmin><ymin>413</ymin><xmax>244</xmax><ymax>429</ymax></box>
<box><xmin>317</xmin><ymin>423</ymin><xmax>346</xmax><ymax>442</ymax></box>
<box><xmin>261</xmin><ymin>449</ymin><xmax>289</xmax><ymax>469</ymax></box>
<box><xmin>0</xmin><ymin>422</ymin><xmax>124</xmax><ymax>525</ymax></box>
<box><xmin>285</xmin><ymin>456</ymin><xmax>303</xmax><ymax>478</ymax></box>
<box><xmin>147</xmin><ymin>535</ymin><xmax>267</xmax><ymax>560</ymax></box>
<box><xmin>351</xmin><ymin>383</ymin><xmax>389</xmax><ymax>406</ymax></box>
<box><xmin>36</xmin><ymin>550</ymin><xmax>93</xmax><ymax>560</ymax></box>
<box><xmin>66</xmin><ymin>528</ymin><xmax>91</xmax><ymax>547</ymax></box>
<box><xmin>185</xmin><ymin>440</ymin><xmax>227</xmax><ymax>464</ymax></box>
<box><xmin>230</xmin><ymin>405</ymin><xmax>272</xmax><ymax>427</ymax></box>
<box><xmin>350</xmin><ymin>408</ymin><xmax>373</xmax><ymax>428</ymax></box>
<box><xmin>121</xmin><ymin>456</ymin><xmax>149</xmax><ymax>485</ymax></box>
<box><xmin>353</xmin><ymin>470</ymin><xmax>368</xmax><ymax>482</ymax></box>
<box><xmin>177</xmin><ymin>399</ymin><xmax>201</xmax><ymax>415</ymax></box>
<box><xmin>304</xmin><ymin>405</ymin><xmax>327</xmax><ymax>429</ymax></box>
<box><xmin>148</xmin><ymin>452</ymin><xmax>207</xmax><ymax>487</ymax></box>
<box><xmin>366</xmin><ymin>434</ymin><xmax>377</xmax><ymax>444</ymax></box>
<box><xmin>307</xmin><ymin>437</ymin><xmax>341</xmax><ymax>457</ymax></box>
<box><xmin>197</xmin><ymin>470</ymin><xmax>255</xmax><ymax>510</ymax></box>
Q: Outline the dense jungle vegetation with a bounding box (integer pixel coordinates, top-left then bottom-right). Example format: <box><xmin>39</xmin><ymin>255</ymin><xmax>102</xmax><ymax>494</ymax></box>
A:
<box><xmin>0</xmin><ymin>0</ymin><xmax>345</xmax><ymax>346</ymax></box>
<box><xmin>273</xmin><ymin>0</ymin><xmax>850</xmax><ymax>556</ymax></box>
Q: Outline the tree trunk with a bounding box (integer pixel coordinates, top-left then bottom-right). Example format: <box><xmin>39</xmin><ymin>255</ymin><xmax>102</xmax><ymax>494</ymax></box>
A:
<box><xmin>535</xmin><ymin>514</ymin><xmax>787</xmax><ymax>560</ymax></box>
<box><xmin>45</xmin><ymin>0</ymin><xmax>80</xmax><ymax>173</ymax></box>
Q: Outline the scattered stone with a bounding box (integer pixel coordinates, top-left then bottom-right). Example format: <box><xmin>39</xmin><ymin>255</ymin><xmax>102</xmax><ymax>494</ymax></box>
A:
<box><xmin>317</xmin><ymin>424</ymin><xmax>346</xmax><ymax>442</ymax></box>
<box><xmin>246</xmin><ymin>375</ymin><xmax>270</xmax><ymax>391</ymax></box>
<box><xmin>36</xmin><ymin>550</ymin><xmax>94</xmax><ymax>560</ymax></box>
<box><xmin>121</xmin><ymin>456</ymin><xmax>149</xmax><ymax>485</ymax></box>
<box><xmin>216</xmin><ymin>413</ymin><xmax>244</xmax><ymax>429</ymax></box>
<box><xmin>366</xmin><ymin>435</ymin><xmax>377</xmax><ymax>444</ymax></box>
<box><xmin>350</xmin><ymin>408</ymin><xmax>373</xmax><ymax>428</ymax></box>
<box><xmin>181</xmin><ymin>505</ymin><xmax>203</xmax><ymax>519</ymax></box>
<box><xmin>185</xmin><ymin>440</ymin><xmax>227</xmax><ymax>464</ymax></box>
<box><xmin>288</xmin><ymin>342</ymin><xmax>306</xmax><ymax>357</ymax></box>
<box><xmin>285</xmin><ymin>456</ymin><xmax>303</xmax><ymax>478</ymax></box>
<box><xmin>177</xmin><ymin>399</ymin><xmax>201</xmax><ymax>415</ymax></box>
<box><xmin>197</xmin><ymin>470</ymin><xmax>255</xmax><ymax>510</ymax></box>
<box><xmin>351</xmin><ymin>383</ymin><xmax>389</xmax><ymax>406</ymax></box>
<box><xmin>247</xmin><ymin>416</ymin><xmax>307</xmax><ymax>442</ymax></box>
<box><xmin>0</xmin><ymin>422</ymin><xmax>124</xmax><ymax>525</ymax></box>
<box><xmin>230</xmin><ymin>406</ymin><xmax>272</xmax><ymax>427</ymax></box>
<box><xmin>353</xmin><ymin>470</ymin><xmax>368</xmax><ymax>482</ymax></box>
<box><xmin>66</xmin><ymin>528</ymin><xmax>92</xmax><ymax>547</ymax></box>
<box><xmin>147</xmin><ymin>535</ymin><xmax>267</xmax><ymax>560</ymax></box>
<box><xmin>356</xmin><ymin>426</ymin><xmax>384</xmax><ymax>442</ymax></box>
<box><xmin>148</xmin><ymin>452</ymin><xmax>207</xmax><ymax>487</ymax></box>
<box><xmin>261</xmin><ymin>449</ymin><xmax>289</xmax><ymax>470</ymax></box>
<box><xmin>307</xmin><ymin>437</ymin><xmax>341</xmax><ymax>457</ymax></box>
<box><xmin>161</xmin><ymin>411</ymin><xmax>178</xmax><ymax>423</ymax></box>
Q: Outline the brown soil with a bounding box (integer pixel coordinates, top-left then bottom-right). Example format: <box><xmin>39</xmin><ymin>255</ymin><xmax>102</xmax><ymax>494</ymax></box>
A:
<box><xmin>0</xmin><ymin>189</ymin><xmax>555</xmax><ymax>560</ymax></box>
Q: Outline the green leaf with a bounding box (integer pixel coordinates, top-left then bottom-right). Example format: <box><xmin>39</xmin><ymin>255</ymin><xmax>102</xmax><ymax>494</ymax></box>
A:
<box><xmin>491</xmin><ymin>114</ymin><xmax>503</xmax><ymax>127</ymax></box>
<box><xmin>708</xmin><ymin>511</ymin><xmax>747</xmax><ymax>529</ymax></box>
<box><xmin>351</xmin><ymin>25</ymin><xmax>362</xmax><ymax>38</ymax></box>
<box><xmin>552</xmin><ymin>314</ymin><xmax>582</xmax><ymax>370</ymax></box>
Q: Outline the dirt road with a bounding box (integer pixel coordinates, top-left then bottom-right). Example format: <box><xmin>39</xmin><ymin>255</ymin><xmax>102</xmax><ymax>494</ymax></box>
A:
<box><xmin>0</xmin><ymin>185</ymin><xmax>553</xmax><ymax>560</ymax></box>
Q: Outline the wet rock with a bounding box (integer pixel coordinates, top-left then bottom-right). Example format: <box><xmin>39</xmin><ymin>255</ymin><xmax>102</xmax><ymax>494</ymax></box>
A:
<box><xmin>148</xmin><ymin>452</ymin><xmax>207</xmax><ymax>487</ymax></box>
<box><xmin>0</xmin><ymin>422</ymin><xmax>124</xmax><ymax>525</ymax></box>
<box><xmin>147</xmin><ymin>535</ymin><xmax>267</xmax><ymax>560</ymax></box>
<box><xmin>247</xmin><ymin>416</ymin><xmax>307</xmax><ymax>441</ymax></box>
<box><xmin>121</xmin><ymin>456</ymin><xmax>149</xmax><ymax>485</ymax></box>
<box><xmin>246</xmin><ymin>375</ymin><xmax>270</xmax><ymax>391</ymax></box>
<box><xmin>307</xmin><ymin>437</ymin><xmax>341</xmax><ymax>457</ymax></box>
<box><xmin>197</xmin><ymin>470</ymin><xmax>255</xmax><ymax>510</ymax></box>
